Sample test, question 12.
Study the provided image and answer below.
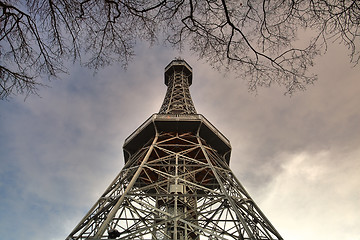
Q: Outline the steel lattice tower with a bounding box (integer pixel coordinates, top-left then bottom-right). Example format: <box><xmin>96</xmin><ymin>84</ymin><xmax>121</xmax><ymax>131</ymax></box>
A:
<box><xmin>66</xmin><ymin>60</ymin><xmax>283</xmax><ymax>240</ymax></box>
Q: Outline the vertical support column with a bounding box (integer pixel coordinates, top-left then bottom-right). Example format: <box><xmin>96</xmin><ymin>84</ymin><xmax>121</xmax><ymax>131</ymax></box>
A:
<box><xmin>174</xmin><ymin>153</ymin><xmax>179</xmax><ymax>240</ymax></box>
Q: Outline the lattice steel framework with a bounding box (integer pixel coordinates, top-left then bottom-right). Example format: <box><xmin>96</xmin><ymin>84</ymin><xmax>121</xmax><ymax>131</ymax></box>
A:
<box><xmin>66</xmin><ymin>60</ymin><xmax>283</xmax><ymax>240</ymax></box>
<box><xmin>159</xmin><ymin>60</ymin><xmax>196</xmax><ymax>115</ymax></box>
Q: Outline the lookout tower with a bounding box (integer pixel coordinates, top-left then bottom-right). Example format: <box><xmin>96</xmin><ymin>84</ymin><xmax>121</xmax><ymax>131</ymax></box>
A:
<box><xmin>66</xmin><ymin>59</ymin><xmax>283</xmax><ymax>240</ymax></box>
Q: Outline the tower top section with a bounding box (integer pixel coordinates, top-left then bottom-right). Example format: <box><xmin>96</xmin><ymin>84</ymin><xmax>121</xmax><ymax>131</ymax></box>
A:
<box><xmin>164</xmin><ymin>59</ymin><xmax>192</xmax><ymax>86</ymax></box>
<box><xmin>159</xmin><ymin>59</ymin><xmax>196</xmax><ymax>114</ymax></box>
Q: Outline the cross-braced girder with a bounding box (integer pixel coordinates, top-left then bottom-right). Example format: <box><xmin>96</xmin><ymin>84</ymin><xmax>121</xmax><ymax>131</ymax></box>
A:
<box><xmin>159</xmin><ymin>64</ymin><xmax>196</xmax><ymax>115</ymax></box>
<box><xmin>66</xmin><ymin>132</ymin><xmax>282</xmax><ymax>240</ymax></box>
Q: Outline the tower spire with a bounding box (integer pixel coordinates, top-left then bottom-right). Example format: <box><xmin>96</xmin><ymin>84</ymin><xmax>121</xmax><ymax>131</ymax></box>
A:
<box><xmin>159</xmin><ymin>59</ymin><xmax>196</xmax><ymax>114</ymax></box>
<box><xmin>66</xmin><ymin>60</ymin><xmax>283</xmax><ymax>240</ymax></box>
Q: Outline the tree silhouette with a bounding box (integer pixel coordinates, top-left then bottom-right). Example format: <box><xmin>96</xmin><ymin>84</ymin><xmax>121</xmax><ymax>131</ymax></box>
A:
<box><xmin>1</xmin><ymin>0</ymin><xmax>359</xmax><ymax>99</ymax></box>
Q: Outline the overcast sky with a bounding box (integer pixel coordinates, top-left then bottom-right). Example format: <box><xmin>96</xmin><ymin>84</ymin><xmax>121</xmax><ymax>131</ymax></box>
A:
<box><xmin>0</xmin><ymin>42</ymin><xmax>359</xmax><ymax>240</ymax></box>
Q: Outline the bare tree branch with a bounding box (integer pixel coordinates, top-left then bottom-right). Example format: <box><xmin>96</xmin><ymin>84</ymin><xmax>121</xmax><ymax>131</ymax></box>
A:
<box><xmin>1</xmin><ymin>0</ymin><xmax>359</xmax><ymax>99</ymax></box>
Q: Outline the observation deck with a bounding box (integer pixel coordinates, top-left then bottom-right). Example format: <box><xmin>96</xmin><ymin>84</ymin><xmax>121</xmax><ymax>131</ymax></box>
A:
<box><xmin>123</xmin><ymin>114</ymin><xmax>232</xmax><ymax>164</ymax></box>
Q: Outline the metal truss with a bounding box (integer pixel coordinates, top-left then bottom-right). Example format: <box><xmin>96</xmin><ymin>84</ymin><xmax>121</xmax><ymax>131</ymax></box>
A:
<box><xmin>159</xmin><ymin>68</ymin><xmax>196</xmax><ymax>115</ymax></box>
<box><xmin>66</xmin><ymin>131</ymin><xmax>283</xmax><ymax>240</ymax></box>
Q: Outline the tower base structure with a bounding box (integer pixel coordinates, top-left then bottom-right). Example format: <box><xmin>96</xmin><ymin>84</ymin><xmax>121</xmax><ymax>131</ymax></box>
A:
<box><xmin>66</xmin><ymin>114</ymin><xmax>282</xmax><ymax>240</ymax></box>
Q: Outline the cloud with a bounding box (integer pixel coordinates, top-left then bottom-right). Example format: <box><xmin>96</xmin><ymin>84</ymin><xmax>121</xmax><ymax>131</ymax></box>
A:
<box><xmin>261</xmin><ymin>149</ymin><xmax>360</xmax><ymax>240</ymax></box>
<box><xmin>0</xmin><ymin>42</ymin><xmax>359</xmax><ymax>240</ymax></box>
<box><xmin>0</xmin><ymin>45</ymin><xmax>181</xmax><ymax>240</ymax></box>
<box><xmin>191</xmin><ymin>43</ymin><xmax>360</xmax><ymax>192</ymax></box>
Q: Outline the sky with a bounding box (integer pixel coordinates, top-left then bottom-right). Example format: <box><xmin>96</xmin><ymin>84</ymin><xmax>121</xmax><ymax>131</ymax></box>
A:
<box><xmin>0</xmin><ymin>42</ymin><xmax>359</xmax><ymax>240</ymax></box>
